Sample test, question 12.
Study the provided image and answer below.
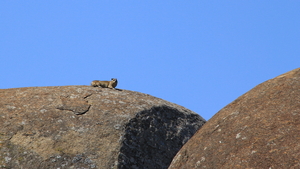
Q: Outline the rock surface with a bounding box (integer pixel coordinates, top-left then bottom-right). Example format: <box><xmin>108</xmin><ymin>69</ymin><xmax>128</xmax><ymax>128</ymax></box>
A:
<box><xmin>169</xmin><ymin>68</ymin><xmax>300</xmax><ymax>169</ymax></box>
<box><xmin>0</xmin><ymin>86</ymin><xmax>205</xmax><ymax>169</ymax></box>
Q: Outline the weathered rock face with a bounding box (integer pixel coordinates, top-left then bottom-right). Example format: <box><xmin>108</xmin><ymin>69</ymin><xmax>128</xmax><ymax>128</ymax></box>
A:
<box><xmin>169</xmin><ymin>68</ymin><xmax>300</xmax><ymax>169</ymax></box>
<box><xmin>0</xmin><ymin>86</ymin><xmax>205</xmax><ymax>169</ymax></box>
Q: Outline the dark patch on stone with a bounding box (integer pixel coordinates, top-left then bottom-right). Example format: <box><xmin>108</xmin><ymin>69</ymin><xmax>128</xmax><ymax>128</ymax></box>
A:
<box><xmin>118</xmin><ymin>106</ymin><xmax>205</xmax><ymax>169</ymax></box>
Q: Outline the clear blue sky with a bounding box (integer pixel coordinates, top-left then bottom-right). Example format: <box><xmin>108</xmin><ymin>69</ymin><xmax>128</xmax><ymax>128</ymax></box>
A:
<box><xmin>1</xmin><ymin>1</ymin><xmax>299</xmax><ymax>120</ymax></box>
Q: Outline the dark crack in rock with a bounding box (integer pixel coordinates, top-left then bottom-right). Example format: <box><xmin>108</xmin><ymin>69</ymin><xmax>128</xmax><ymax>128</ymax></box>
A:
<box><xmin>56</xmin><ymin>96</ymin><xmax>91</xmax><ymax>115</ymax></box>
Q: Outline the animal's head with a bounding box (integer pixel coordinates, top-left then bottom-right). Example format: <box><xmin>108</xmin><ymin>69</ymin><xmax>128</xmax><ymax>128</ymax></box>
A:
<box><xmin>111</xmin><ymin>78</ymin><xmax>117</xmax><ymax>82</ymax></box>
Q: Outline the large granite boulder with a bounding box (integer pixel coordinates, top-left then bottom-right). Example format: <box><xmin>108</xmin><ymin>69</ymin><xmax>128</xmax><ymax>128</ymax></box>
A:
<box><xmin>169</xmin><ymin>68</ymin><xmax>300</xmax><ymax>169</ymax></box>
<box><xmin>0</xmin><ymin>86</ymin><xmax>205</xmax><ymax>169</ymax></box>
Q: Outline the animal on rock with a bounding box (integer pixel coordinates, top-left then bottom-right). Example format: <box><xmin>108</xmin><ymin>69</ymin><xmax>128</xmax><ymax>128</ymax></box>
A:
<box><xmin>91</xmin><ymin>78</ymin><xmax>118</xmax><ymax>89</ymax></box>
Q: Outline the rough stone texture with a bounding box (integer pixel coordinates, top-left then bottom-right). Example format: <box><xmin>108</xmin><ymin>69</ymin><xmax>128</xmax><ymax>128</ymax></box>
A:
<box><xmin>169</xmin><ymin>68</ymin><xmax>300</xmax><ymax>169</ymax></box>
<box><xmin>0</xmin><ymin>86</ymin><xmax>205</xmax><ymax>169</ymax></box>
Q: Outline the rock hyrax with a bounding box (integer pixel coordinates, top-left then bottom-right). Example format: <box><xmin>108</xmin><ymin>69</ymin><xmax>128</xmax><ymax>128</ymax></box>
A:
<box><xmin>91</xmin><ymin>78</ymin><xmax>118</xmax><ymax>89</ymax></box>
